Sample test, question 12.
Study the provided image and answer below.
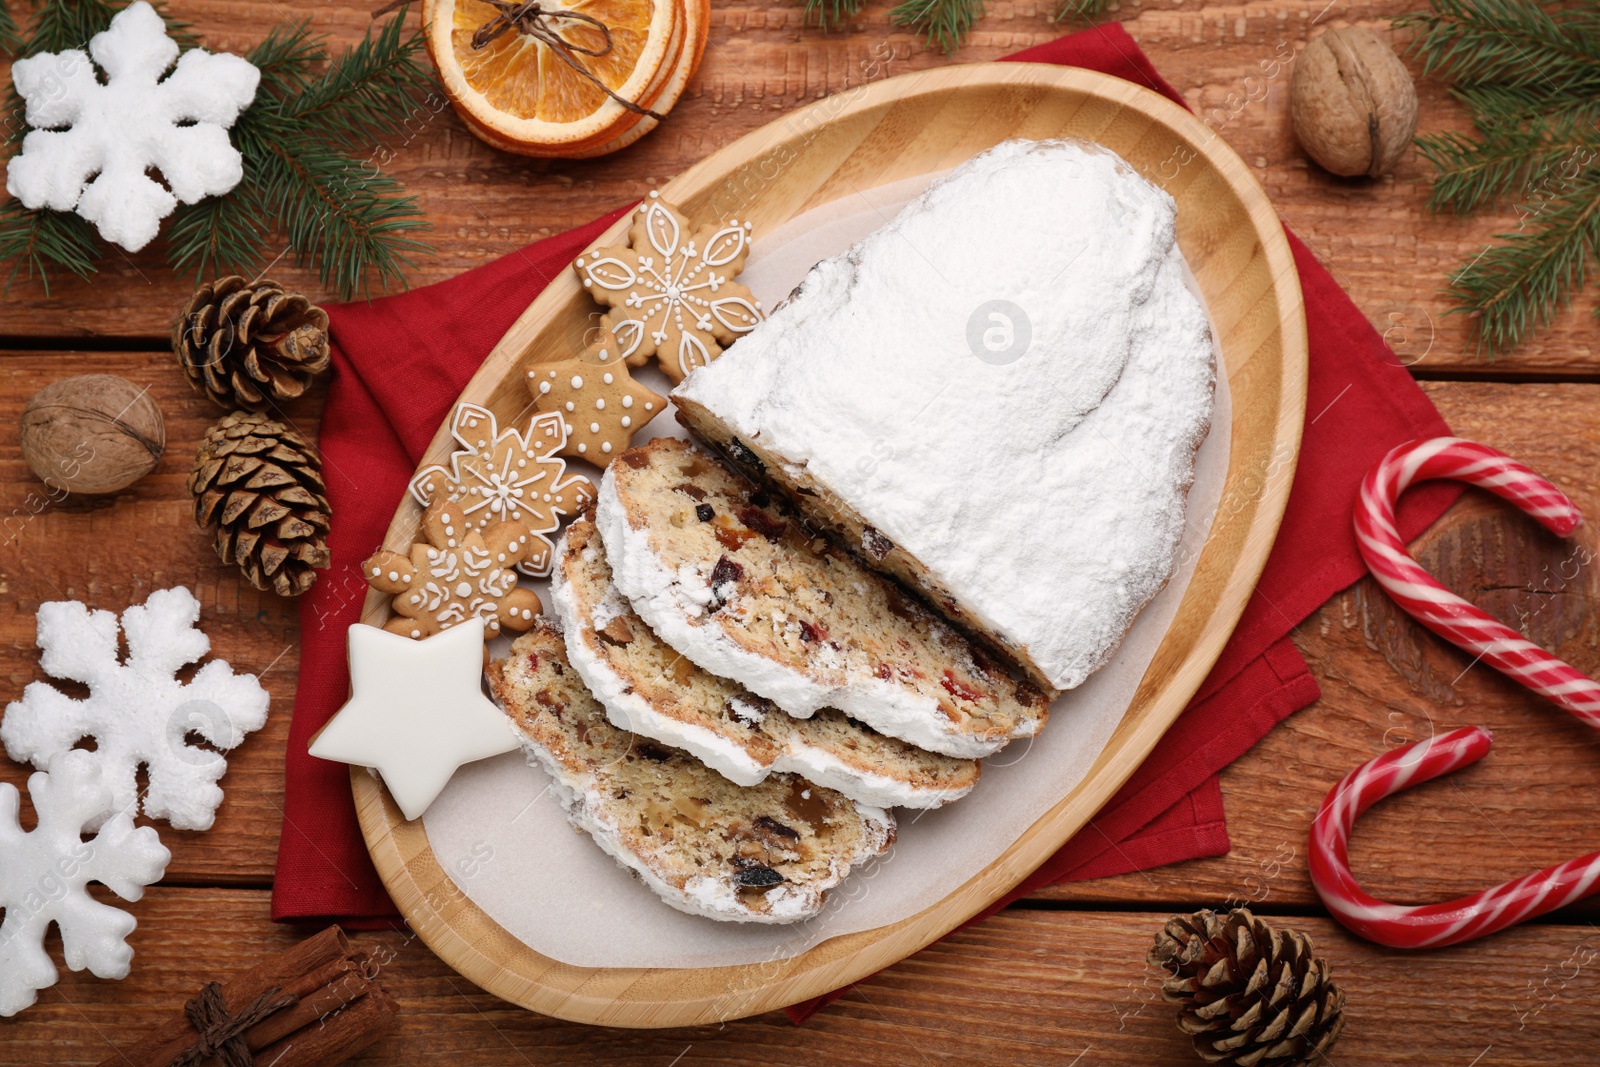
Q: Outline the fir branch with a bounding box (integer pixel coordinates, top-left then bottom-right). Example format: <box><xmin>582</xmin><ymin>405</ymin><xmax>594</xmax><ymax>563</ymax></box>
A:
<box><xmin>251</xmin><ymin>134</ymin><xmax>430</xmax><ymax>299</ymax></box>
<box><xmin>1395</xmin><ymin>0</ymin><xmax>1600</xmax><ymax>94</ymax></box>
<box><xmin>1445</xmin><ymin>170</ymin><xmax>1600</xmax><ymax>357</ymax></box>
<box><xmin>0</xmin><ymin>2</ymin><xmax>22</xmax><ymax>54</ymax></box>
<box><xmin>0</xmin><ymin>199</ymin><xmax>99</xmax><ymax>294</ymax></box>
<box><xmin>243</xmin><ymin>19</ymin><xmax>323</xmax><ymax>102</ymax></box>
<box><xmin>1053</xmin><ymin>0</ymin><xmax>1115</xmax><ymax>23</ymax></box>
<box><xmin>272</xmin><ymin>8</ymin><xmax>433</xmax><ymax>148</ymax></box>
<box><xmin>22</xmin><ymin>0</ymin><xmax>118</xmax><ymax>56</ymax></box>
<box><xmin>1417</xmin><ymin>124</ymin><xmax>1598</xmax><ymax>215</ymax></box>
<box><xmin>801</xmin><ymin>0</ymin><xmax>863</xmax><ymax>32</ymax></box>
<box><xmin>0</xmin><ymin>2</ymin><xmax>434</xmax><ymax>299</ymax></box>
<box><xmin>890</xmin><ymin>0</ymin><xmax>985</xmax><ymax>54</ymax></box>
<box><xmin>1453</xmin><ymin>81</ymin><xmax>1600</xmax><ymax>130</ymax></box>
<box><xmin>167</xmin><ymin>182</ymin><xmax>270</xmax><ymax>285</ymax></box>
<box><xmin>1405</xmin><ymin>0</ymin><xmax>1600</xmax><ymax>357</ymax></box>
<box><xmin>235</xmin><ymin>7</ymin><xmax>435</xmax><ymax>299</ymax></box>
<box><xmin>20</xmin><ymin>0</ymin><xmax>197</xmax><ymax>57</ymax></box>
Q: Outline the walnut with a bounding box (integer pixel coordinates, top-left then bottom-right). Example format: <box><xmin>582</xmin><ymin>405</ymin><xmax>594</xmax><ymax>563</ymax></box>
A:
<box><xmin>1290</xmin><ymin>26</ymin><xmax>1418</xmax><ymax>178</ymax></box>
<box><xmin>20</xmin><ymin>374</ymin><xmax>165</xmax><ymax>494</ymax></box>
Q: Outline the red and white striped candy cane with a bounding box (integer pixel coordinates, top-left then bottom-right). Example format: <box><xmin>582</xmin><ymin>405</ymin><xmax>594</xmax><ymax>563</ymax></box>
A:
<box><xmin>1309</xmin><ymin>437</ymin><xmax>1600</xmax><ymax>948</ymax></box>
<box><xmin>1354</xmin><ymin>436</ymin><xmax>1600</xmax><ymax>722</ymax></box>
<box><xmin>1311</xmin><ymin>726</ymin><xmax>1600</xmax><ymax>948</ymax></box>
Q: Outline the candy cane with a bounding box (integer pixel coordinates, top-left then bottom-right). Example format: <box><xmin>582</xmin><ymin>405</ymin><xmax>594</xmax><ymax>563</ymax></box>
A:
<box><xmin>1310</xmin><ymin>437</ymin><xmax>1600</xmax><ymax>948</ymax></box>
<box><xmin>1354</xmin><ymin>436</ymin><xmax>1600</xmax><ymax>723</ymax></box>
<box><xmin>1311</xmin><ymin>726</ymin><xmax>1600</xmax><ymax>948</ymax></box>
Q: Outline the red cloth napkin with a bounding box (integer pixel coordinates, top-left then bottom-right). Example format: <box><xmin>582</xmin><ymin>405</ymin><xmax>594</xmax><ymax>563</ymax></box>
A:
<box><xmin>273</xmin><ymin>21</ymin><xmax>1460</xmax><ymax>1015</ymax></box>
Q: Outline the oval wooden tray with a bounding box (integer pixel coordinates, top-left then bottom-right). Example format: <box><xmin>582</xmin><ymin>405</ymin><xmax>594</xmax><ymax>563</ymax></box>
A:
<box><xmin>351</xmin><ymin>61</ymin><xmax>1308</xmax><ymax>1028</ymax></box>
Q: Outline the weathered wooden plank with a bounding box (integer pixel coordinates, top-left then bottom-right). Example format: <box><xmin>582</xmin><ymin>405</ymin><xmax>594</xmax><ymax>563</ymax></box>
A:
<box><xmin>0</xmin><ymin>1</ymin><xmax>1587</xmax><ymax>374</ymax></box>
<box><xmin>0</xmin><ymin>889</ymin><xmax>1593</xmax><ymax>1065</ymax></box>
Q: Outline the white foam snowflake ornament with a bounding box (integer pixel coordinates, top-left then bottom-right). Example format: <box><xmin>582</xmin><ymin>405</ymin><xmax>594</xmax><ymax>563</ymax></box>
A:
<box><xmin>1</xmin><ymin>586</ymin><xmax>270</xmax><ymax>832</ymax></box>
<box><xmin>4</xmin><ymin>1</ymin><xmax>260</xmax><ymax>252</ymax></box>
<box><xmin>0</xmin><ymin>749</ymin><xmax>170</xmax><ymax>1017</ymax></box>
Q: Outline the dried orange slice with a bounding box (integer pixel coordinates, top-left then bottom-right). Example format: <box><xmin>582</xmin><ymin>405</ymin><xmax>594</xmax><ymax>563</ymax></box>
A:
<box><xmin>426</xmin><ymin>0</ymin><xmax>679</xmax><ymax>156</ymax></box>
<box><xmin>571</xmin><ymin>0</ymin><xmax>707</xmax><ymax>158</ymax></box>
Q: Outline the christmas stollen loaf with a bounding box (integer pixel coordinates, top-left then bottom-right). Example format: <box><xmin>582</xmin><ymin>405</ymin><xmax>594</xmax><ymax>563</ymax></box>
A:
<box><xmin>594</xmin><ymin>438</ymin><xmax>1049</xmax><ymax>758</ymax></box>
<box><xmin>488</xmin><ymin>622</ymin><xmax>893</xmax><ymax>923</ymax></box>
<box><xmin>673</xmin><ymin>138</ymin><xmax>1217</xmax><ymax>693</ymax></box>
<box><xmin>551</xmin><ymin>517</ymin><xmax>980</xmax><ymax>808</ymax></box>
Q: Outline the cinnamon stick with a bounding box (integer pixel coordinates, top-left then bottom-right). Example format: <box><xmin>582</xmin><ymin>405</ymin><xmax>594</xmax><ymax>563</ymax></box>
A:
<box><xmin>235</xmin><ymin>958</ymin><xmax>376</xmax><ymax>1050</ymax></box>
<box><xmin>100</xmin><ymin>927</ymin><xmax>397</xmax><ymax>1067</ymax></box>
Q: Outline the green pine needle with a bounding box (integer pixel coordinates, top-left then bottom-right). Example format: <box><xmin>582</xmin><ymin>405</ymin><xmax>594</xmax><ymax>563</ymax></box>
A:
<box><xmin>167</xmin><ymin>184</ymin><xmax>270</xmax><ymax>285</ymax></box>
<box><xmin>22</xmin><ymin>0</ymin><xmax>119</xmax><ymax>56</ymax></box>
<box><xmin>0</xmin><ymin>200</ymin><xmax>99</xmax><ymax>295</ymax></box>
<box><xmin>1395</xmin><ymin>0</ymin><xmax>1600</xmax><ymax>94</ymax></box>
<box><xmin>252</xmin><ymin>135</ymin><xmax>430</xmax><ymax>299</ymax></box>
<box><xmin>1052</xmin><ymin>0</ymin><xmax>1115</xmax><ymax>23</ymax></box>
<box><xmin>243</xmin><ymin>20</ymin><xmax>323</xmax><ymax>102</ymax></box>
<box><xmin>0</xmin><ymin>2</ymin><xmax>22</xmax><ymax>54</ymax></box>
<box><xmin>274</xmin><ymin>9</ymin><xmax>434</xmax><ymax>146</ymax></box>
<box><xmin>1417</xmin><ymin>125</ymin><xmax>1597</xmax><ymax>216</ymax></box>
<box><xmin>890</xmin><ymin>0</ymin><xmax>985</xmax><ymax>53</ymax></box>
<box><xmin>801</xmin><ymin>0</ymin><xmax>864</xmax><ymax>32</ymax></box>
<box><xmin>1403</xmin><ymin>0</ymin><xmax>1600</xmax><ymax>358</ymax></box>
<box><xmin>1445</xmin><ymin>171</ymin><xmax>1600</xmax><ymax>357</ymax></box>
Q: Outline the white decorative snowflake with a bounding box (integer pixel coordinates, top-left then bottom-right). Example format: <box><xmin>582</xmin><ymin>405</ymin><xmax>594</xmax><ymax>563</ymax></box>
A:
<box><xmin>1</xmin><ymin>586</ymin><xmax>270</xmax><ymax>832</ymax></box>
<box><xmin>574</xmin><ymin>192</ymin><xmax>765</xmax><ymax>383</ymax></box>
<box><xmin>0</xmin><ymin>749</ymin><xmax>170</xmax><ymax>1017</ymax></box>
<box><xmin>4</xmin><ymin>1</ymin><xmax>260</xmax><ymax>252</ymax></box>
<box><xmin>409</xmin><ymin>403</ymin><xmax>595</xmax><ymax>577</ymax></box>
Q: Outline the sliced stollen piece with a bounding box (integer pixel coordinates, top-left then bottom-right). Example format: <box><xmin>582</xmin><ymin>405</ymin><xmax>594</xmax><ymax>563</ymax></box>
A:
<box><xmin>673</xmin><ymin>137</ymin><xmax>1217</xmax><ymax>693</ymax></box>
<box><xmin>595</xmin><ymin>438</ymin><xmax>1049</xmax><ymax>759</ymax></box>
<box><xmin>552</xmin><ymin>517</ymin><xmax>980</xmax><ymax>808</ymax></box>
<box><xmin>488</xmin><ymin>622</ymin><xmax>893</xmax><ymax>924</ymax></box>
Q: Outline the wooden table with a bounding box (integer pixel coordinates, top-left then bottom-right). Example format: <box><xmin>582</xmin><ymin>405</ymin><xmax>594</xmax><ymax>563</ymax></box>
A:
<box><xmin>4</xmin><ymin>1</ymin><xmax>1598</xmax><ymax>1063</ymax></box>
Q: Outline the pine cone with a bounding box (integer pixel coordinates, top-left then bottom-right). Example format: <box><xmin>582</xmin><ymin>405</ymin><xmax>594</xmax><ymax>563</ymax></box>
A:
<box><xmin>189</xmin><ymin>412</ymin><xmax>332</xmax><ymax>597</ymax></box>
<box><xmin>174</xmin><ymin>277</ymin><xmax>330</xmax><ymax>411</ymax></box>
<box><xmin>1148</xmin><ymin>908</ymin><xmax>1345</xmax><ymax>1067</ymax></box>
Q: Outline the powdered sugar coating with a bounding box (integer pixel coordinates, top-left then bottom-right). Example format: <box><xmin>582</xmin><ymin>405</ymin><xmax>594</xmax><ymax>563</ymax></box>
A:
<box><xmin>674</xmin><ymin>139</ymin><xmax>1217</xmax><ymax>691</ymax></box>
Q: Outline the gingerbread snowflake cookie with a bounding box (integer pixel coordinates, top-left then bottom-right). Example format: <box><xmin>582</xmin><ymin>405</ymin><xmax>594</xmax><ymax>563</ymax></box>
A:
<box><xmin>409</xmin><ymin>403</ymin><xmax>595</xmax><ymax>577</ymax></box>
<box><xmin>573</xmin><ymin>192</ymin><xmax>764</xmax><ymax>383</ymax></box>
<box><xmin>528</xmin><ymin>328</ymin><xmax>667</xmax><ymax>466</ymax></box>
<box><xmin>363</xmin><ymin>500</ymin><xmax>542</xmax><ymax>641</ymax></box>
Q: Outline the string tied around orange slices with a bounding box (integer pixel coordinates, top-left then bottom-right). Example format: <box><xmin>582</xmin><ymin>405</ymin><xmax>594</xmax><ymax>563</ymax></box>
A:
<box><xmin>467</xmin><ymin>0</ymin><xmax>665</xmax><ymax>119</ymax></box>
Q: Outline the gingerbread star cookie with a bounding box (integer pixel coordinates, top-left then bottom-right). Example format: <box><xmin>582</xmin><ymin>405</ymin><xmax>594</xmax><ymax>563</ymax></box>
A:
<box><xmin>572</xmin><ymin>191</ymin><xmax>765</xmax><ymax>384</ymax></box>
<box><xmin>528</xmin><ymin>329</ymin><xmax>667</xmax><ymax>466</ymax></box>
<box><xmin>410</xmin><ymin>403</ymin><xmax>596</xmax><ymax>576</ymax></box>
<box><xmin>362</xmin><ymin>499</ymin><xmax>542</xmax><ymax>641</ymax></box>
